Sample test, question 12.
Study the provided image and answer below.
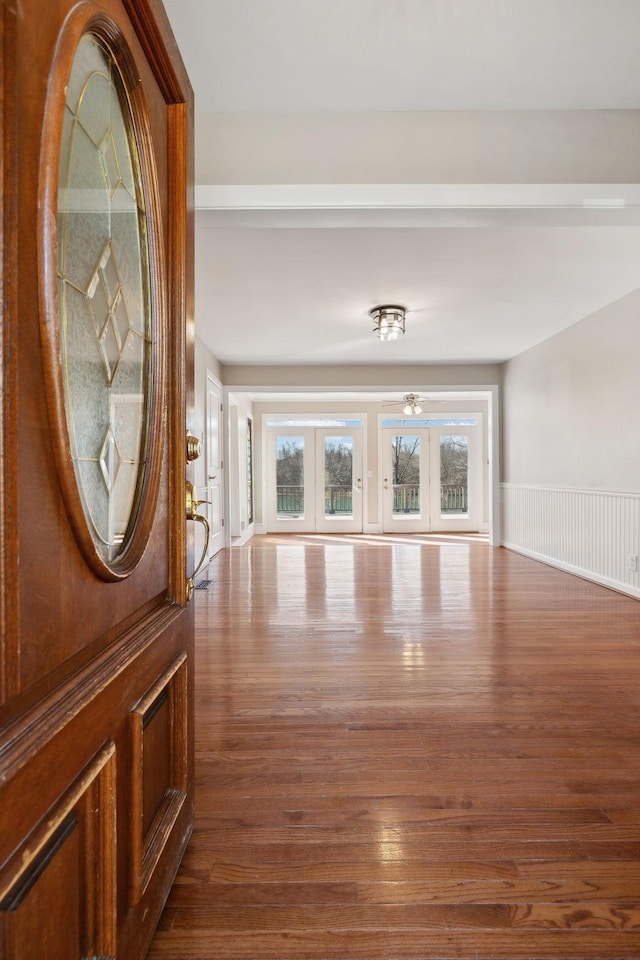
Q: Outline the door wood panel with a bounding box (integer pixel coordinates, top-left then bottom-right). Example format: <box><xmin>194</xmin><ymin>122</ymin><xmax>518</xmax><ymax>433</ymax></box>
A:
<box><xmin>0</xmin><ymin>742</ymin><xmax>117</xmax><ymax>959</ymax></box>
<box><xmin>0</xmin><ymin>1</ymin><xmax>195</xmax><ymax>957</ymax></box>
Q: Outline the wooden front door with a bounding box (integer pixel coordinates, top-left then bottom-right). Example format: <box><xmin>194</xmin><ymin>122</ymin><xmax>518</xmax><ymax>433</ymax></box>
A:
<box><xmin>1</xmin><ymin>2</ymin><xmax>195</xmax><ymax>958</ymax></box>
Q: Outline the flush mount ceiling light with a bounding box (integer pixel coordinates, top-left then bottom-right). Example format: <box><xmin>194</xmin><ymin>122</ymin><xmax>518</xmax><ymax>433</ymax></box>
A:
<box><xmin>369</xmin><ymin>304</ymin><xmax>406</xmax><ymax>341</ymax></box>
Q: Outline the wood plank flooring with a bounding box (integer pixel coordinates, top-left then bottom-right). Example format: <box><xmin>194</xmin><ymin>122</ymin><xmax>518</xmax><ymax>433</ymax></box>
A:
<box><xmin>147</xmin><ymin>535</ymin><xmax>640</xmax><ymax>959</ymax></box>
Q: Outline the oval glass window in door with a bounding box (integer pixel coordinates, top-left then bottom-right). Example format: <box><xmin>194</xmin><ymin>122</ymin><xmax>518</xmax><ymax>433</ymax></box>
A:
<box><xmin>43</xmin><ymin>25</ymin><xmax>164</xmax><ymax>579</ymax></box>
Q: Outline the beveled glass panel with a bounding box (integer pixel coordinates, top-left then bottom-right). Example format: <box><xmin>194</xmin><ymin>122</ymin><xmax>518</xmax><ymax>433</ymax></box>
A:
<box><xmin>60</xmin><ymin>120</ymin><xmax>111</xmax><ymax>293</ymax></box>
<box><xmin>58</xmin><ymin>34</ymin><xmax>152</xmax><ymax>564</ymax></box>
<box><xmin>77</xmin><ymin>71</ymin><xmax>111</xmax><ymax>147</ymax></box>
<box><xmin>62</xmin><ymin>283</ymin><xmax>110</xmax><ymax>461</ymax></box>
<box><xmin>111</xmin><ymin>188</ymin><xmax>145</xmax><ymax>331</ymax></box>
<box><xmin>109</xmin><ymin>84</ymin><xmax>136</xmax><ymax>196</ymax></box>
<box><xmin>65</xmin><ymin>34</ymin><xmax>107</xmax><ymax>119</ymax></box>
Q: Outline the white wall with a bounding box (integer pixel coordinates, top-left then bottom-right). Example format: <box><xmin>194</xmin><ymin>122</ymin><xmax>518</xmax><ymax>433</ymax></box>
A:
<box><xmin>196</xmin><ymin>110</ymin><xmax>640</xmax><ymax>185</ymax></box>
<box><xmin>502</xmin><ymin>287</ymin><xmax>640</xmax><ymax>596</ymax></box>
<box><xmin>222</xmin><ymin>363</ymin><xmax>501</xmax><ymax>388</ymax></box>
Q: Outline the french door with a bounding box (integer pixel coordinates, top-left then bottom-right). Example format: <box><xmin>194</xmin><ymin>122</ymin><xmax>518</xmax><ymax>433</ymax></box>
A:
<box><xmin>382</xmin><ymin>424</ymin><xmax>482</xmax><ymax>532</ymax></box>
<box><xmin>267</xmin><ymin>427</ymin><xmax>363</xmax><ymax>533</ymax></box>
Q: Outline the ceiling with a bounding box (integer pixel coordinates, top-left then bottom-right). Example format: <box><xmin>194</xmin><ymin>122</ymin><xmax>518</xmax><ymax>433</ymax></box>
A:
<box><xmin>162</xmin><ymin>0</ymin><xmax>640</xmax><ymax>371</ymax></box>
<box><xmin>164</xmin><ymin>0</ymin><xmax>640</xmax><ymax>113</ymax></box>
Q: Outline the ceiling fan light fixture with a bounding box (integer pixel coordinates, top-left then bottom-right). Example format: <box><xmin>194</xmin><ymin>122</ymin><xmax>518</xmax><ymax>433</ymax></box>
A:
<box><xmin>402</xmin><ymin>394</ymin><xmax>423</xmax><ymax>415</ymax></box>
<box><xmin>369</xmin><ymin>304</ymin><xmax>406</xmax><ymax>341</ymax></box>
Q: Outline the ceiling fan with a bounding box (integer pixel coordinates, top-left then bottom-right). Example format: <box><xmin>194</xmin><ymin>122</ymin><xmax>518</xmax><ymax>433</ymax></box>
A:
<box><xmin>382</xmin><ymin>393</ymin><xmax>430</xmax><ymax>415</ymax></box>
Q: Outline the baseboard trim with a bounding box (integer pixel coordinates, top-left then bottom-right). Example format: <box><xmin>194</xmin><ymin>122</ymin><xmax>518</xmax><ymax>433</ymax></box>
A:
<box><xmin>231</xmin><ymin>525</ymin><xmax>258</xmax><ymax>545</ymax></box>
<box><xmin>502</xmin><ymin>541</ymin><xmax>640</xmax><ymax>601</ymax></box>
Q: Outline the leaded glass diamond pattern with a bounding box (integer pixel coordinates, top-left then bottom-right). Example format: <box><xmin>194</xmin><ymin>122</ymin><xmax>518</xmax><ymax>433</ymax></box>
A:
<box><xmin>87</xmin><ymin>242</ymin><xmax>131</xmax><ymax>382</ymax></box>
<box><xmin>99</xmin><ymin>426</ymin><xmax>122</xmax><ymax>493</ymax></box>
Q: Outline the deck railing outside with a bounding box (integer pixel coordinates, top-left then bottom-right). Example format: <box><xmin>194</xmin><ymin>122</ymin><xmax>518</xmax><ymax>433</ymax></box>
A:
<box><xmin>392</xmin><ymin>484</ymin><xmax>468</xmax><ymax>514</ymax></box>
<box><xmin>441</xmin><ymin>484</ymin><xmax>468</xmax><ymax>514</ymax></box>
<box><xmin>324</xmin><ymin>485</ymin><xmax>354</xmax><ymax>514</ymax></box>
<box><xmin>277</xmin><ymin>484</ymin><xmax>468</xmax><ymax>517</ymax></box>
<box><xmin>276</xmin><ymin>485</ymin><xmax>353</xmax><ymax>516</ymax></box>
<box><xmin>392</xmin><ymin>484</ymin><xmax>420</xmax><ymax>514</ymax></box>
<box><xmin>277</xmin><ymin>485</ymin><xmax>305</xmax><ymax>515</ymax></box>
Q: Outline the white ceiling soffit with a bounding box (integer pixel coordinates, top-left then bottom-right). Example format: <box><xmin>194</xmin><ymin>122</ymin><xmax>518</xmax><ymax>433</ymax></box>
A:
<box><xmin>196</xmin><ymin>184</ymin><xmax>640</xmax><ymax>211</ymax></box>
<box><xmin>163</xmin><ymin>0</ymin><xmax>640</xmax><ymax>112</ymax></box>
<box><xmin>195</xmin><ymin>184</ymin><xmax>640</xmax><ymax>229</ymax></box>
<box><xmin>239</xmin><ymin>390</ymin><xmax>490</xmax><ymax>404</ymax></box>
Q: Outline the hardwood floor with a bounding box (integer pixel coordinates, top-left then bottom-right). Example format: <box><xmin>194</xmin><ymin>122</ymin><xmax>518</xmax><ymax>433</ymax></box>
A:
<box><xmin>147</xmin><ymin>535</ymin><xmax>640</xmax><ymax>959</ymax></box>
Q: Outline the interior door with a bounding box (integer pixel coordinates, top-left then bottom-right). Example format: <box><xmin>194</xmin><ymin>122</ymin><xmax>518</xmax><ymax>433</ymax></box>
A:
<box><xmin>267</xmin><ymin>426</ymin><xmax>364</xmax><ymax>533</ymax></box>
<box><xmin>205</xmin><ymin>370</ymin><xmax>224</xmax><ymax>557</ymax></box>
<box><xmin>1</xmin><ymin>3</ymin><xmax>194</xmax><ymax>959</ymax></box>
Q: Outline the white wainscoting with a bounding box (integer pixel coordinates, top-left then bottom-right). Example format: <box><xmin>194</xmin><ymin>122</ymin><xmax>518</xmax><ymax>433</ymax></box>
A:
<box><xmin>502</xmin><ymin>483</ymin><xmax>640</xmax><ymax>599</ymax></box>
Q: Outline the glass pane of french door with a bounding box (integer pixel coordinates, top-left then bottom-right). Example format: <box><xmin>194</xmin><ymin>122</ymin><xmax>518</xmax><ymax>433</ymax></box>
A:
<box><xmin>322</xmin><ymin>435</ymin><xmax>354</xmax><ymax>520</ymax></box>
<box><xmin>391</xmin><ymin>434</ymin><xmax>421</xmax><ymax>518</ymax></box>
<box><xmin>275</xmin><ymin>435</ymin><xmax>305</xmax><ymax>519</ymax></box>
<box><xmin>439</xmin><ymin>434</ymin><xmax>469</xmax><ymax>517</ymax></box>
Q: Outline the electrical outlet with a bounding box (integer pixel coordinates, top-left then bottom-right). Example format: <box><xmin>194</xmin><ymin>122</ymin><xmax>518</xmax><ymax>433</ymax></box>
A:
<box><xmin>628</xmin><ymin>554</ymin><xmax>638</xmax><ymax>572</ymax></box>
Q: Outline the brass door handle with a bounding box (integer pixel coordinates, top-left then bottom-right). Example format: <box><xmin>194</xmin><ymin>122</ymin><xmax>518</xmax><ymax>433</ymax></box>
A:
<box><xmin>186</xmin><ymin>432</ymin><xmax>202</xmax><ymax>462</ymax></box>
<box><xmin>186</xmin><ymin>481</ymin><xmax>210</xmax><ymax>600</ymax></box>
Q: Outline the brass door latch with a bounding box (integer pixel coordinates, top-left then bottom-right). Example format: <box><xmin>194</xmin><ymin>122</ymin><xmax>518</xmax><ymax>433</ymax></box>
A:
<box><xmin>185</xmin><ymin>480</ymin><xmax>210</xmax><ymax>600</ymax></box>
